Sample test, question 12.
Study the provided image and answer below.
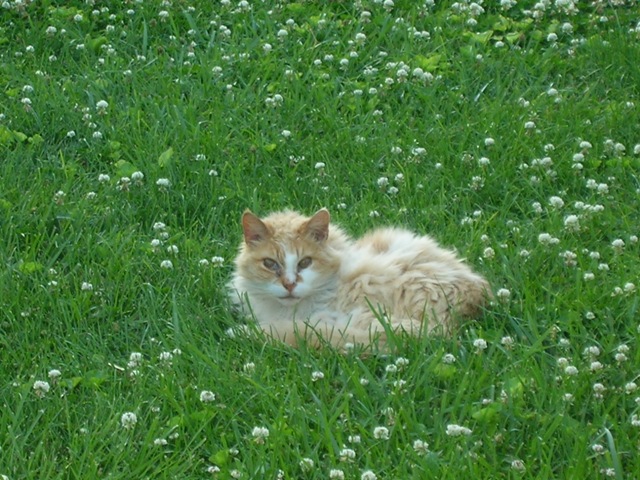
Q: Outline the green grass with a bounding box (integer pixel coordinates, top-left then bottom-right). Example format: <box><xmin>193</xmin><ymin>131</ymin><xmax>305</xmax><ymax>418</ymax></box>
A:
<box><xmin>1</xmin><ymin>0</ymin><xmax>640</xmax><ymax>478</ymax></box>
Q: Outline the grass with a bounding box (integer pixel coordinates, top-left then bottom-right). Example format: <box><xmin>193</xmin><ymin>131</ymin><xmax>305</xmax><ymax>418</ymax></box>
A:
<box><xmin>1</xmin><ymin>0</ymin><xmax>640</xmax><ymax>478</ymax></box>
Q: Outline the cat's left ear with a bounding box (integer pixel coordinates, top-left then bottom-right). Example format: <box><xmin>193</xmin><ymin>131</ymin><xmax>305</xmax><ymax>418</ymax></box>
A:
<box><xmin>302</xmin><ymin>208</ymin><xmax>330</xmax><ymax>243</ymax></box>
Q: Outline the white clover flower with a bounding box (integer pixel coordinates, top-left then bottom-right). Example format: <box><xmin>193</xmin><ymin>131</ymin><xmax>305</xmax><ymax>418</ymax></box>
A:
<box><xmin>413</xmin><ymin>439</ymin><xmax>429</xmax><ymax>455</ymax></box>
<box><xmin>361</xmin><ymin>470</ymin><xmax>377</xmax><ymax>480</ymax></box>
<box><xmin>348</xmin><ymin>434</ymin><xmax>361</xmax><ymax>444</ymax></box>
<box><xmin>524</xmin><ymin>121</ymin><xmax>536</xmax><ymax>130</ymax></box>
<box><xmin>564</xmin><ymin>365</ymin><xmax>579</xmax><ymax>376</ymax></box>
<box><xmin>483</xmin><ymin>247</ymin><xmax>495</xmax><ymax>259</ymax></box>
<box><xmin>496</xmin><ymin>288</ymin><xmax>511</xmax><ymax>301</ymax></box>
<box><xmin>311</xmin><ymin>371</ymin><xmax>324</xmax><ymax>382</ymax></box>
<box><xmin>373</xmin><ymin>426</ymin><xmax>390</xmax><ymax>440</ymax></box>
<box><xmin>395</xmin><ymin>357</ymin><xmax>409</xmax><ymax>368</ymax></box>
<box><xmin>252</xmin><ymin>426</ymin><xmax>269</xmax><ymax>444</ymax></box>
<box><xmin>48</xmin><ymin>369</ymin><xmax>62</xmax><ymax>381</ymax></box>
<box><xmin>299</xmin><ymin>458</ymin><xmax>314</xmax><ymax>472</ymax></box>
<box><xmin>377</xmin><ymin>177</ymin><xmax>389</xmax><ymax>187</ymax></box>
<box><xmin>96</xmin><ymin>100</ymin><xmax>109</xmax><ymax>110</ymax></box>
<box><xmin>243</xmin><ymin>362</ymin><xmax>256</xmax><ymax>373</ymax></box>
<box><xmin>611</xmin><ymin>238</ymin><xmax>625</xmax><ymax>252</ymax></box>
<box><xmin>564</xmin><ymin>215</ymin><xmax>580</xmax><ymax>231</ymax></box>
<box><xmin>561</xmin><ymin>250</ymin><xmax>577</xmax><ymax>267</ymax></box>
<box><xmin>120</xmin><ymin>412</ymin><xmax>138</xmax><ymax>429</ymax></box>
<box><xmin>131</xmin><ymin>171</ymin><xmax>144</xmax><ymax>181</ymax></box>
<box><xmin>385</xmin><ymin>364</ymin><xmax>398</xmax><ymax>374</ymax></box>
<box><xmin>473</xmin><ymin>338</ymin><xmax>488</xmax><ymax>351</ymax></box>
<box><xmin>200</xmin><ymin>390</ymin><xmax>216</xmax><ymax>403</ymax></box>
<box><xmin>33</xmin><ymin>380</ymin><xmax>51</xmax><ymax>397</ymax></box>
<box><xmin>329</xmin><ymin>469</ymin><xmax>345</xmax><ymax>479</ymax></box>
<box><xmin>128</xmin><ymin>352</ymin><xmax>143</xmax><ymax>368</ymax></box>
<box><xmin>211</xmin><ymin>256</ymin><xmax>224</xmax><ymax>267</ymax></box>
<box><xmin>160</xmin><ymin>260</ymin><xmax>173</xmax><ymax>269</ymax></box>
<box><xmin>590</xmin><ymin>361</ymin><xmax>603</xmax><ymax>372</ymax></box>
<box><xmin>281</xmin><ymin>129</ymin><xmax>292</xmax><ymax>138</ymax></box>
<box><xmin>158</xmin><ymin>351</ymin><xmax>173</xmax><ymax>364</ymax></box>
<box><xmin>583</xmin><ymin>272</ymin><xmax>595</xmax><ymax>281</ymax></box>
<box><xmin>501</xmin><ymin>336</ymin><xmax>515</xmax><ymax>348</ymax></box>
<box><xmin>538</xmin><ymin>233</ymin><xmax>559</xmax><ymax>245</ymax></box>
<box><xmin>81</xmin><ymin>282</ymin><xmax>93</xmax><ymax>291</ymax></box>
<box><xmin>446</xmin><ymin>424</ymin><xmax>472</xmax><ymax>437</ymax></box>
<box><xmin>617</xmin><ymin>344</ymin><xmax>630</xmax><ymax>354</ymax></box>
<box><xmin>442</xmin><ymin>353</ymin><xmax>457</xmax><ymax>364</ymax></box>
<box><xmin>511</xmin><ymin>459</ymin><xmax>526</xmax><ymax>472</ymax></box>
<box><xmin>314</xmin><ymin>162</ymin><xmax>325</xmax><ymax>170</ymax></box>
<box><xmin>582</xmin><ymin>345</ymin><xmax>600</xmax><ymax>358</ymax></box>
<box><xmin>339</xmin><ymin>448</ymin><xmax>356</xmax><ymax>462</ymax></box>
<box><xmin>625</xmin><ymin>382</ymin><xmax>638</xmax><ymax>394</ymax></box>
<box><xmin>167</xmin><ymin>244</ymin><xmax>179</xmax><ymax>255</ymax></box>
<box><xmin>548</xmin><ymin>196</ymin><xmax>564</xmax><ymax>208</ymax></box>
<box><xmin>156</xmin><ymin>178</ymin><xmax>171</xmax><ymax>188</ymax></box>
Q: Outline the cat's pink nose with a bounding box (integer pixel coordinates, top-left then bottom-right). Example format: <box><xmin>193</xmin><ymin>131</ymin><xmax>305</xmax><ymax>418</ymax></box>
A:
<box><xmin>283</xmin><ymin>281</ymin><xmax>296</xmax><ymax>293</ymax></box>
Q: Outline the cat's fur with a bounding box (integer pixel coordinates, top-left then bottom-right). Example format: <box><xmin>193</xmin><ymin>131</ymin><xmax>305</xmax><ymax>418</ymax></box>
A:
<box><xmin>228</xmin><ymin>209</ymin><xmax>490</xmax><ymax>349</ymax></box>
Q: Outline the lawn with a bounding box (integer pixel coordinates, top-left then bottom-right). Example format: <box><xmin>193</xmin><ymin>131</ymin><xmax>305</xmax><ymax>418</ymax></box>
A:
<box><xmin>1</xmin><ymin>0</ymin><xmax>640</xmax><ymax>478</ymax></box>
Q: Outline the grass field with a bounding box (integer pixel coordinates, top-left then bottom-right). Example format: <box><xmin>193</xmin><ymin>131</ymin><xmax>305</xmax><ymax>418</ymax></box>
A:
<box><xmin>1</xmin><ymin>0</ymin><xmax>640</xmax><ymax>478</ymax></box>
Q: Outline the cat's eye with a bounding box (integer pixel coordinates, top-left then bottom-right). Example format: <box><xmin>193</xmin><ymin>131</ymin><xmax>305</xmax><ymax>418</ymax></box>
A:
<box><xmin>298</xmin><ymin>257</ymin><xmax>312</xmax><ymax>270</ymax></box>
<box><xmin>262</xmin><ymin>258</ymin><xmax>280</xmax><ymax>272</ymax></box>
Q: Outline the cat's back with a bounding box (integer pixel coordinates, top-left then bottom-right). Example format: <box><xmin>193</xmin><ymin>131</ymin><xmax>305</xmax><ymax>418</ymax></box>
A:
<box><xmin>350</xmin><ymin>227</ymin><xmax>457</xmax><ymax>265</ymax></box>
<box><xmin>339</xmin><ymin>226</ymin><xmax>477</xmax><ymax>289</ymax></box>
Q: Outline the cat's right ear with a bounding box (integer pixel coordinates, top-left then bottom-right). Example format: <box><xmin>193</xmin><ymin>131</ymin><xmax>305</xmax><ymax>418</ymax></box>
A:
<box><xmin>242</xmin><ymin>210</ymin><xmax>271</xmax><ymax>246</ymax></box>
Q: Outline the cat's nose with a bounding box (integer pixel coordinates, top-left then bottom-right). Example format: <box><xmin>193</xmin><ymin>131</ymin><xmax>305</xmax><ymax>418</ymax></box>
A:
<box><xmin>283</xmin><ymin>281</ymin><xmax>296</xmax><ymax>293</ymax></box>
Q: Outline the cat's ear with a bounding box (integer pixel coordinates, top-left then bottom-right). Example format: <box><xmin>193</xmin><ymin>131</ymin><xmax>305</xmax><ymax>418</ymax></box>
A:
<box><xmin>302</xmin><ymin>208</ymin><xmax>330</xmax><ymax>243</ymax></box>
<box><xmin>242</xmin><ymin>210</ymin><xmax>271</xmax><ymax>246</ymax></box>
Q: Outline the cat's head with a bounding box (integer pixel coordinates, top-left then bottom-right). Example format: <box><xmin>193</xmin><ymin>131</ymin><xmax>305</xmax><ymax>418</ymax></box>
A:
<box><xmin>234</xmin><ymin>209</ymin><xmax>341</xmax><ymax>305</ymax></box>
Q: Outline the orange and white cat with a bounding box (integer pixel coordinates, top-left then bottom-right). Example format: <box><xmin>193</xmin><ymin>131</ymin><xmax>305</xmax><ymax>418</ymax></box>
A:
<box><xmin>228</xmin><ymin>209</ymin><xmax>490</xmax><ymax>349</ymax></box>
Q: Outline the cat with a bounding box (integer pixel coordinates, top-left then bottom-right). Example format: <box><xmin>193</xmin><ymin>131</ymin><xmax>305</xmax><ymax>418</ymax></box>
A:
<box><xmin>228</xmin><ymin>208</ymin><xmax>491</xmax><ymax>349</ymax></box>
